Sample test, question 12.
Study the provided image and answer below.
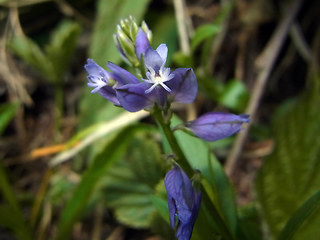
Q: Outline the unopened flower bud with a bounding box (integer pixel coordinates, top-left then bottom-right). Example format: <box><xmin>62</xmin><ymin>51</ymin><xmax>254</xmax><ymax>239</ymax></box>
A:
<box><xmin>113</xmin><ymin>16</ymin><xmax>152</xmax><ymax>66</ymax></box>
<box><xmin>164</xmin><ymin>165</ymin><xmax>201</xmax><ymax>240</ymax></box>
<box><xmin>185</xmin><ymin>112</ymin><xmax>250</xmax><ymax>142</ymax></box>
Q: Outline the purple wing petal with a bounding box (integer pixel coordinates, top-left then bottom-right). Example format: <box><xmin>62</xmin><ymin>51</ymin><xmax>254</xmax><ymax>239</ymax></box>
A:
<box><xmin>156</xmin><ymin>44</ymin><xmax>168</xmax><ymax>63</ymax></box>
<box><xmin>144</xmin><ymin>47</ymin><xmax>164</xmax><ymax>72</ymax></box>
<box><xmin>164</xmin><ymin>166</ymin><xmax>194</xmax><ymax>220</ymax></box>
<box><xmin>85</xmin><ymin>59</ymin><xmax>110</xmax><ymax>77</ymax></box>
<box><xmin>166</xmin><ymin>68</ymin><xmax>198</xmax><ymax>104</ymax></box>
<box><xmin>107</xmin><ymin>62</ymin><xmax>140</xmax><ymax>84</ymax></box>
<box><xmin>175</xmin><ymin>221</ymin><xmax>194</xmax><ymax>240</ymax></box>
<box><xmin>164</xmin><ymin>165</ymin><xmax>201</xmax><ymax>240</ymax></box>
<box><xmin>167</xmin><ymin>196</ymin><xmax>177</xmax><ymax>228</ymax></box>
<box><xmin>97</xmin><ymin>87</ymin><xmax>120</xmax><ymax>106</ymax></box>
<box><xmin>135</xmin><ymin>29</ymin><xmax>150</xmax><ymax>59</ymax></box>
<box><xmin>85</xmin><ymin>59</ymin><xmax>119</xmax><ymax>105</ymax></box>
<box><xmin>187</xmin><ymin>112</ymin><xmax>250</xmax><ymax>141</ymax></box>
<box><xmin>116</xmin><ymin>82</ymin><xmax>153</xmax><ymax>112</ymax></box>
<box><xmin>175</xmin><ymin>189</ymin><xmax>201</xmax><ymax>240</ymax></box>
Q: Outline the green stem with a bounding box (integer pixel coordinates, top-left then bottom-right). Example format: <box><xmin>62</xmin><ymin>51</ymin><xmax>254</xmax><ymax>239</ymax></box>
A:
<box><xmin>152</xmin><ymin>107</ymin><xmax>234</xmax><ymax>240</ymax></box>
<box><xmin>152</xmin><ymin>107</ymin><xmax>193</xmax><ymax>177</ymax></box>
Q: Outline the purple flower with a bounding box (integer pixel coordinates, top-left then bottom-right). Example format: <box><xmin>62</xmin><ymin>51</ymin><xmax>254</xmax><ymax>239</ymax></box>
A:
<box><xmin>116</xmin><ymin>44</ymin><xmax>198</xmax><ymax>112</ymax></box>
<box><xmin>84</xmin><ymin>59</ymin><xmax>139</xmax><ymax>105</ymax></box>
<box><xmin>185</xmin><ymin>112</ymin><xmax>250</xmax><ymax>141</ymax></box>
<box><xmin>164</xmin><ymin>165</ymin><xmax>201</xmax><ymax>240</ymax></box>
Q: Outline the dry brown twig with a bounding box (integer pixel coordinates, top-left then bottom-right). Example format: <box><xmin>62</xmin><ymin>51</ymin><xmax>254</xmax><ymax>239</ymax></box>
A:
<box><xmin>225</xmin><ymin>0</ymin><xmax>304</xmax><ymax>177</ymax></box>
<box><xmin>173</xmin><ymin>0</ymin><xmax>191</xmax><ymax>55</ymax></box>
<box><xmin>0</xmin><ymin>7</ymin><xmax>33</xmax><ymax>105</ymax></box>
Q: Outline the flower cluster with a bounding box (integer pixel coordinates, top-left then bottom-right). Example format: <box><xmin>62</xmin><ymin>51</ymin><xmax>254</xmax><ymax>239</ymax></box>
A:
<box><xmin>85</xmin><ymin>31</ymin><xmax>197</xmax><ymax>113</ymax></box>
<box><xmin>84</xmin><ymin>17</ymin><xmax>249</xmax><ymax>240</ymax></box>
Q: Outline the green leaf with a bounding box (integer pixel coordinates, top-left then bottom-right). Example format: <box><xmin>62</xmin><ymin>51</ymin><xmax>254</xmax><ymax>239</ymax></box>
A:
<box><xmin>9</xmin><ymin>21</ymin><xmax>80</xmax><ymax>84</ymax></box>
<box><xmin>115</xmin><ymin>203</ymin><xmax>155</xmax><ymax>227</ymax></box>
<box><xmin>191</xmin><ymin>24</ymin><xmax>220</xmax><ymax>52</ymax></box>
<box><xmin>150</xmin><ymin>195</ymin><xmax>169</xmax><ymax>224</ymax></box>
<box><xmin>197</xmin><ymin>75</ymin><xmax>224</xmax><ymax>102</ymax></box>
<box><xmin>9</xmin><ymin>36</ymin><xmax>52</xmax><ymax>77</ymax></box>
<box><xmin>172</xmin><ymin>52</ymin><xmax>193</xmax><ymax>68</ymax></box>
<box><xmin>218</xmin><ymin>79</ymin><xmax>249</xmax><ymax>112</ymax></box>
<box><xmin>238</xmin><ymin>204</ymin><xmax>262</xmax><ymax>240</ymax></box>
<box><xmin>0</xmin><ymin>161</ymin><xmax>33</xmax><ymax>240</ymax></box>
<box><xmin>100</xmin><ymin>132</ymin><xmax>164</xmax><ymax>228</ymax></box>
<box><xmin>0</xmin><ymin>204</ymin><xmax>32</xmax><ymax>240</ymax></box>
<box><xmin>0</xmin><ymin>161</ymin><xmax>20</xmax><ymax>214</ymax></box>
<box><xmin>278</xmin><ymin>189</ymin><xmax>320</xmax><ymax>240</ymax></box>
<box><xmin>149</xmin><ymin>212</ymin><xmax>176</xmax><ymax>240</ymax></box>
<box><xmin>46</xmin><ymin>21</ymin><xmax>81</xmax><ymax>83</ymax></box>
<box><xmin>0</xmin><ymin>102</ymin><xmax>19</xmax><ymax>135</ymax></box>
<box><xmin>46</xmin><ymin>174</ymin><xmax>75</xmax><ymax>206</ymax></box>
<box><xmin>255</xmin><ymin>83</ymin><xmax>320</xmax><ymax>239</ymax></box>
<box><xmin>55</xmin><ymin>124</ymin><xmax>150</xmax><ymax>239</ymax></box>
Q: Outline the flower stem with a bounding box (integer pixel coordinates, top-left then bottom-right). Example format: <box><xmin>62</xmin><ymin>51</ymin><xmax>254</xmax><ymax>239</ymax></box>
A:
<box><xmin>152</xmin><ymin>107</ymin><xmax>193</xmax><ymax>177</ymax></box>
<box><xmin>152</xmin><ymin>107</ymin><xmax>235</xmax><ymax>240</ymax></box>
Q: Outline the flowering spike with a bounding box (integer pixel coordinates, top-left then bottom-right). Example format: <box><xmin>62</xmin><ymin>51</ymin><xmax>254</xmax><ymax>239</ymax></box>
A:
<box><xmin>114</xmin><ymin>43</ymin><xmax>198</xmax><ymax>112</ymax></box>
<box><xmin>88</xmin><ymin>19</ymin><xmax>198</xmax><ymax>113</ymax></box>
<box><xmin>185</xmin><ymin>112</ymin><xmax>250</xmax><ymax>141</ymax></box>
<box><xmin>164</xmin><ymin>165</ymin><xmax>201</xmax><ymax>240</ymax></box>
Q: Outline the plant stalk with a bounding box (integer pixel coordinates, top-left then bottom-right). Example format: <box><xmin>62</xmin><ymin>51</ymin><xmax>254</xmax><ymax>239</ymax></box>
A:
<box><xmin>152</xmin><ymin>107</ymin><xmax>234</xmax><ymax>240</ymax></box>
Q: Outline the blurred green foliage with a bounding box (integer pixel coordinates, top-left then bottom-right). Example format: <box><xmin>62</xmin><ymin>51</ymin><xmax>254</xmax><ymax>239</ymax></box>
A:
<box><xmin>0</xmin><ymin>103</ymin><xmax>32</xmax><ymax>240</ymax></box>
<box><xmin>9</xmin><ymin>21</ymin><xmax>81</xmax><ymax>84</ymax></box>
<box><xmin>55</xmin><ymin>125</ymin><xmax>154</xmax><ymax>239</ymax></box>
<box><xmin>255</xmin><ymin>80</ymin><xmax>320</xmax><ymax>239</ymax></box>
<box><xmin>1</xmin><ymin>0</ymin><xmax>319</xmax><ymax>240</ymax></box>
<box><xmin>191</xmin><ymin>23</ymin><xmax>220</xmax><ymax>52</ymax></box>
<box><xmin>278</xmin><ymin>189</ymin><xmax>320</xmax><ymax>240</ymax></box>
<box><xmin>100</xmin><ymin>133</ymin><xmax>164</xmax><ymax>228</ymax></box>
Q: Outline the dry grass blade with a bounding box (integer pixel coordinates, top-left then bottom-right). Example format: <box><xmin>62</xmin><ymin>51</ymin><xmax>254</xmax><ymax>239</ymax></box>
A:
<box><xmin>49</xmin><ymin>110</ymin><xmax>149</xmax><ymax>166</ymax></box>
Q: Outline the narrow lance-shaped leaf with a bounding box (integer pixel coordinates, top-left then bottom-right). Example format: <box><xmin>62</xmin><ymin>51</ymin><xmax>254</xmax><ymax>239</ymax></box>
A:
<box><xmin>46</xmin><ymin>21</ymin><xmax>81</xmax><ymax>83</ymax></box>
<box><xmin>278</xmin><ymin>189</ymin><xmax>320</xmax><ymax>240</ymax></box>
<box><xmin>0</xmin><ymin>102</ymin><xmax>19</xmax><ymax>135</ymax></box>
